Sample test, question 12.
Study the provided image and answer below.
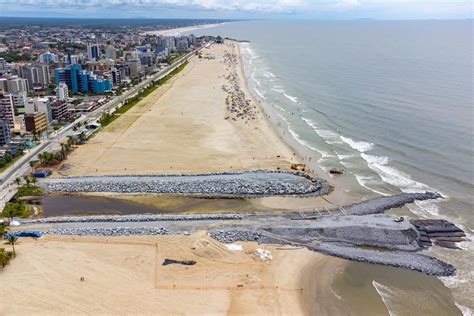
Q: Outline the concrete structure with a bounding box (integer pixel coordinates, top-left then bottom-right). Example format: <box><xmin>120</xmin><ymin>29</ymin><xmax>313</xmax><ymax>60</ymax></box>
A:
<box><xmin>88</xmin><ymin>75</ymin><xmax>111</xmax><ymax>94</ymax></box>
<box><xmin>87</xmin><ymin>43</ymin><xmax>100</xmax><ymax>61</ymax></box>
<box><xmin>127</xmin><ymin>59</ymin><xmax>142</xmax><ymax>79</ymax></box>
<box><xmin>4</xmin><ymin>76</ymin><xmax>28</xmax><ymax>93</ymax></box>
<box><xmin>0</xmin><ymin>119</ymin><xmax>11</xmax><ymax>145</ymax></box>
<box><xmin>9</xmin><ymin>92</ymin><xmax>27</xmax><ymax>108</ymax></box>
<box><xmin>54</xmin><ymin>64</ymin><xmax>86</xmax><ymax>94</ymax></box>
<box><xmin>54</xmin><ymin>64</ymin><xmax>111</xmax><ymax>94</ymax></box>
<box><xmin>55</xmin><ymin>82</ymin><xmax>69</xmax><ymax>101</ymax></box>
<box><xmin>176</xmin><ymin>37</ymin><xmax>189</xmax><ymax>51</ymax></box>
<box><xmin>38</xmin><ymin>51</ymin><xmax>58</xmax><ymax>63</ymax></box>
<box><xmin>104</xmin><ymin>45</ymin><xmax>117</xmax><ymax>60</ymax></box>
<box><xmin>0</xmin><ymin>57</ymin><xmax>5</xmax><ymax>71</ymax></box>
<box><xmin>26</xmin><ymin>97</ymin><xmax>53</xmax><ymax>124</ymax></box>
<box><xmin>24</xmin><ymin>112</ymin><xmax>47</xmax><ymax>133</ymax></box>
<box><xmin>50</xmin><ymin>100</ymin><xmax>69</xmax><ymax>121</ymax></box>
<box><xmin>0</xmin><ymin>93</ymin><xmax>15</xmax><ymax>129</ymax></box>
<box><xmin>66</xmin><ymin>54</ymin><xmax>79</xmax><ymax>65</ymax></box>
<box><xmin>164</xmin><ymin>37</ymin><xmax>176</xmax><ymax>51</ymax></box>
<box><xmin>19</xmin><ymin>63</ymin><xmax>51</xmax><ymax>90</ymax></box>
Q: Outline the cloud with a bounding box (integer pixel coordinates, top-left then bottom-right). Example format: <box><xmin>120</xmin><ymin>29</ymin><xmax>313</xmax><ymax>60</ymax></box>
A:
<box><xmin>334</xmin><ymin>0</ymin><xmax>361</xmax><ymax>9</ymax></box>
<box><xmin>0</xmin><ymin>0</ymin><xmax>471</xmax><ymax>19</ymax></box>
<box><xmin>0</xmin><ymin>0</ymin><xmax>309</xmax><ymax>13</ymax></box>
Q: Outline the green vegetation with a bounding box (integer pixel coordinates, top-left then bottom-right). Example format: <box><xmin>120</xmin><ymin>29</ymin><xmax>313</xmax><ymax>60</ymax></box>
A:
<box><xmin>1</xmin><ymin>220</ymin><xmax>16</xmax><ymax>267</ymax></box>
<box><xmin>0</xmin><ymin>51</ymin><xmax>33</xmax><ymax>63</ymax></box>
<box><xmin>166</xmin><ymin>52</ymin><xmax>185</xmax><ymax>64</ymax></box>
<box><xmin>1</xmin><ymin>202</ymin><xmax>32</xmax><ymax>219</ymax></box>
<box><xmin>16</xmin><ymin>185</ymin><xmax>43</xmax><ymax>198</ymax></box>
<box><xmin>0</xmin><ymin>150</ymin><xmax>25</xmax><ymax>173</ymax></box>
<box><xmin>99</xmin><ymin>61</ymin><xmax>189</xmax><ymax>128</ymax></box>
<box><xmin>7</xmin><ymin>235</ymin><xmax>18</xmax><ymax>257</ymax></box>
<box><xmin>36</xmin><ymin>136</ymin><xmax>77</xmax><ymax>167</ymax></box>
<box><xmin>54</xmin><ymin>41</ymin><xmax>86</xmax><ymax>52</ymax></box>
<box><xmin>0</xmin><ymin>248</ymin><xmax>14</xmax><ymax>268</ymax></box>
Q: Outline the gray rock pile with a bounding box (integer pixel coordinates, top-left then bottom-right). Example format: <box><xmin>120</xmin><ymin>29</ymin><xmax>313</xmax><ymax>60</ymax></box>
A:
<box><xmin>42</xmin><ymin>170</ymin><xmax>329</xmax><ymax>197</ymax></box>
<box><xmin>209</xmin><ymin>229</ymin><xmax>263</xmax><ymax>243</ymax></box>
<box><xmin>44</xmin><ymin>227</ymin><xmax>170</xmax><ymax>237</ymax></box>
<box><xmin>21</xmin><ymin>213</ymin><xmax>244</xmax><ymax>225</ymax></box>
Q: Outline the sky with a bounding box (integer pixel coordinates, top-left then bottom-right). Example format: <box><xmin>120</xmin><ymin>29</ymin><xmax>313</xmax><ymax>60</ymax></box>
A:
<box><xmin>0</xmin><ymin>0</ymin><xmax>471</xmax><ymax>20</ymax></box>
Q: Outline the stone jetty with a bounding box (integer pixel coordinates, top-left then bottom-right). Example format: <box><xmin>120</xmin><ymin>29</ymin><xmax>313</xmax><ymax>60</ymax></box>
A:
<box><xmin>42</xmin><ymin>170</ymin><xmax>331</xmax><ymax>197</ymax></box>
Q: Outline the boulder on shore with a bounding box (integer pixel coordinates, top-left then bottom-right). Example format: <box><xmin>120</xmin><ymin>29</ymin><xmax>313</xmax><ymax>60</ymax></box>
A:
<box><xmin>329</xmin><ymin>167</ymin><xmax>344</xmax><ymax>175</ymax></box>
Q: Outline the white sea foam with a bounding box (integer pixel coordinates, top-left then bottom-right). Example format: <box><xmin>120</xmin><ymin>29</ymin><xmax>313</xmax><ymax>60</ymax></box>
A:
<box><xmin>355</xmin><ymin>175</ymin><xmax>390</xmax><ymax>196</ymax></box>
<box><xmin>361</xmin><ymin>153</ymin><xmax>429</xmax><ymax>191</ymax></box>
<box><xmin>340</xmin><ymin>136</ymin><xmax>374</xmax><ymax>152</ymax></box>
<box><xmin>274</xmin><ymin>110</ymin><xmax>289</xmax><ymax>123</ymax></box>
<box><xmin>283</xmin><ymin>93</ymin><xmax>298</xmax><ymax>103</ymax></box>
<box><xmin>360</xmin><ymin>153</ymin><xmax>445</xmax><ymax>216</ymax></box>
<box><xmin>265</xmin><ymin>71</ymin><xmax>276</xmax><ymax>78</ymax></box>
<box><xmin>372</xmin><ymin>281</ymin><xmax>397</xmax><ymax>316</ymax></box>
<box><xmin>254</xmin><ymin>88</ymin><xmax>266</xmax><ymax>100</ymax></box>
<box><xmin>302</xmin><ymin>117</ymin><xmax>343</xmax><ymax>144</ymax></box>
<box><xmin>336</xmin><ymin>154</ymin><xmax>356</xmax><ymax>160</ymax></box>
<box><xmin>286</xmin><ymin>126</ymin><xmax>334</xmax><ymax>163</ymax></box>
<box><xmin>272</xmin><ymin>103</ymin><xmax>288</xmax><ymax>113</ymax></box>
<box><xmin>455</xmin><ymin>303</ymin><xmax>473</xmax><ymax>316</ymax></box>
<box><xmin>251</xmin><ymin>71</ymin><xmax>261</xmax><ymax>86</ymax></box>
<box><xmin>288</xmin><ymin>128</ymin><xmax>318</xmax><ymax>151</ymax></box>
<box><xmin>271</xmin><ymin>87</ymin><xmax>285</xmax><ymax>93</ymax></box>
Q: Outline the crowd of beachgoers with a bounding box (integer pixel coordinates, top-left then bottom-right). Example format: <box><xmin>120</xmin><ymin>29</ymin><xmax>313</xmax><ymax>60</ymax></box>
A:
<box><xmin>221</xmin><ymin>51</ymin><xmax>259</xmax><ymax>123</ymax></box>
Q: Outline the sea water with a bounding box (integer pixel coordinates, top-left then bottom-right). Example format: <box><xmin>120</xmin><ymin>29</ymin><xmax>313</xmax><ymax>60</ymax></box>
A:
<box><xmin>185</xmin><ymin>20</ymin><xmax>473</xmax><ymax>313</ymax></box>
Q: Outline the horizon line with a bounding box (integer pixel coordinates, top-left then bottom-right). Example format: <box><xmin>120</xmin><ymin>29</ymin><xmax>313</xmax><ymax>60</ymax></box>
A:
<box><xmin>0</xmin><ymin>16</ymin><xmax>472</xmax><ymax>22</ymax></box>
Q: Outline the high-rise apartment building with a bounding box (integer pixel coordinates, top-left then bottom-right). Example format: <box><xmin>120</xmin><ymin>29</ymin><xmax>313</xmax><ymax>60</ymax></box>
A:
<box><xmin>87</xmin><ymin>43</ymin><xmax>100</xmax><ymax>61</ymax></box>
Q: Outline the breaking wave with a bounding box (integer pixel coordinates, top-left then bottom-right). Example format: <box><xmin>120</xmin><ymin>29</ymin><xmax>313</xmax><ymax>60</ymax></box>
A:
<box><xmin>372</xmin><ymin>281</ymin><xmax>397</xmax><ymax>316</ymax></box>
<box><xmin>283</xmin><ymin>93</ymin><xmax>298</xmax><ymax>103</ymax></box>
<box><xmin>340</xmin><ymin>136</ymin><xmax>374</xmax><ymax>153</ymax></box>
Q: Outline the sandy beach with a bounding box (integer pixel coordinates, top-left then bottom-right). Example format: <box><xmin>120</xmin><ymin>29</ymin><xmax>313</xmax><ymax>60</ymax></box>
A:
<box><xmin>0</xmin><ymin>42</ymin><xmax>356</xmax><ymax>315</ymax></box>
<box><xmin>63</xmin><ymin>42</ymin><xmax>296</xmax><ymax>176</ymax></box>
<box><xmin>143</xmin><ymin>23</ymin><xmax>222</xmax><ymax>37</ymax></box>
<box><xmin>0</xmin><ymin>234</ymin><xmax>346</xmax><ymax>315</ymax></box>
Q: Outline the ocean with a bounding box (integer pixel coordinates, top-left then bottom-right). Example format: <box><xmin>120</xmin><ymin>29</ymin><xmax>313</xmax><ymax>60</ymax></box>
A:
<box><xmin>185</xmin><ymin>20</ymin><xmax>473</xmax><ymax>314</ymax></box>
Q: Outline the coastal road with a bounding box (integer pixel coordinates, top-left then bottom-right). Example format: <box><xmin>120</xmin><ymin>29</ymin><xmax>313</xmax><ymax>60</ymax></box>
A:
<box><xmin>0</xmin><ymin>46</ymin><xmax>205</xmax><ymax>209</ymax></box>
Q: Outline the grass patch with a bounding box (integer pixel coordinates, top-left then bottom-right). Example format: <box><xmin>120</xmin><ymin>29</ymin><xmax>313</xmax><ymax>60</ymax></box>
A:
<box><xmin>16</xmin><ymin>185</ymin><xmax>43</xmax><ymax>198</ymax></box>
<box><xmin>99</xmin><ymin>61</ymin><xmax>189</xmax><ymax>128</ymax></box>
<box><xmin>1</xmin><ymin>202</ymin><xmax>32</xmax><ymax>218</ymax></box>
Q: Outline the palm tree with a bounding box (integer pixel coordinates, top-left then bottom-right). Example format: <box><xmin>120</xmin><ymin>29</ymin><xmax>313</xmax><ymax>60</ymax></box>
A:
<box><xmin>14</xmin><ymin>177</ymin><xmax>21</xmax><ymax>186</ymax></box>
<box><xmin>60</xmin><ymin>143</ymin><xmax>68</xmax><ymax>159</ymax></box>
<box><xmin>23</xmin><ymin>176</ymin><xmax>31</xmax><ymax>187</ymax></box>
<box><xmin>78</xmin><ymin>132</ymin><xmax>87</xmax><ymax>143</ymax></box>
<box><xmin>31</xmin><ymin>177</ymin><xmax>37</xmax><ymax>185</ymax></box>
<box><xmin>7</xmin><ymin>235</ymin><xmax>18</xmax><ymax>257</ymax></box>
<box><xmin>0</xmin><ymin>223</ymin><xmax>5</xmax><ymax>238</ymax></box>
<box><xmin>0</xmin><ymin>248</ymin><xmax>13</xmax><ymax>268</ymax></box>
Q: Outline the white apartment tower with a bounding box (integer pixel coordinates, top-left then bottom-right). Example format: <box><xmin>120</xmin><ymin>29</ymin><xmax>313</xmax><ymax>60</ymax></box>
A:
<box><xmin>56</xmin><ymin>82</ymin><xmax>69</xmax><ymax>101</ymax></box>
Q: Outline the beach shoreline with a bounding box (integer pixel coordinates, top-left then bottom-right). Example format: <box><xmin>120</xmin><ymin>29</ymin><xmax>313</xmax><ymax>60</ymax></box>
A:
<box><xmin>142</xmin><ymin>22</ymin><xmax>224</xmax><ymax>37</ymax></box>
<box><xmin>0</xmin><ymin>41</ymin><xmax>354</xmax><ymax>314</ymax></box>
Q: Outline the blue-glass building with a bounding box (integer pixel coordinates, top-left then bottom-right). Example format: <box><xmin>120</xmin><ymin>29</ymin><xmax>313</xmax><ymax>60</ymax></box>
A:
<box><xmin>54</xmin><ymin>64</ymin><xmax>111</xmax><ymax>94</ymax></box>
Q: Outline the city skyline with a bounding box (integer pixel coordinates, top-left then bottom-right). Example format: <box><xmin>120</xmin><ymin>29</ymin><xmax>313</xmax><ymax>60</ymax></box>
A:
<box><xmin>0</xmin><ymin>0</ymin><xmax>471</xmax><ymax>20</ymax></box>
